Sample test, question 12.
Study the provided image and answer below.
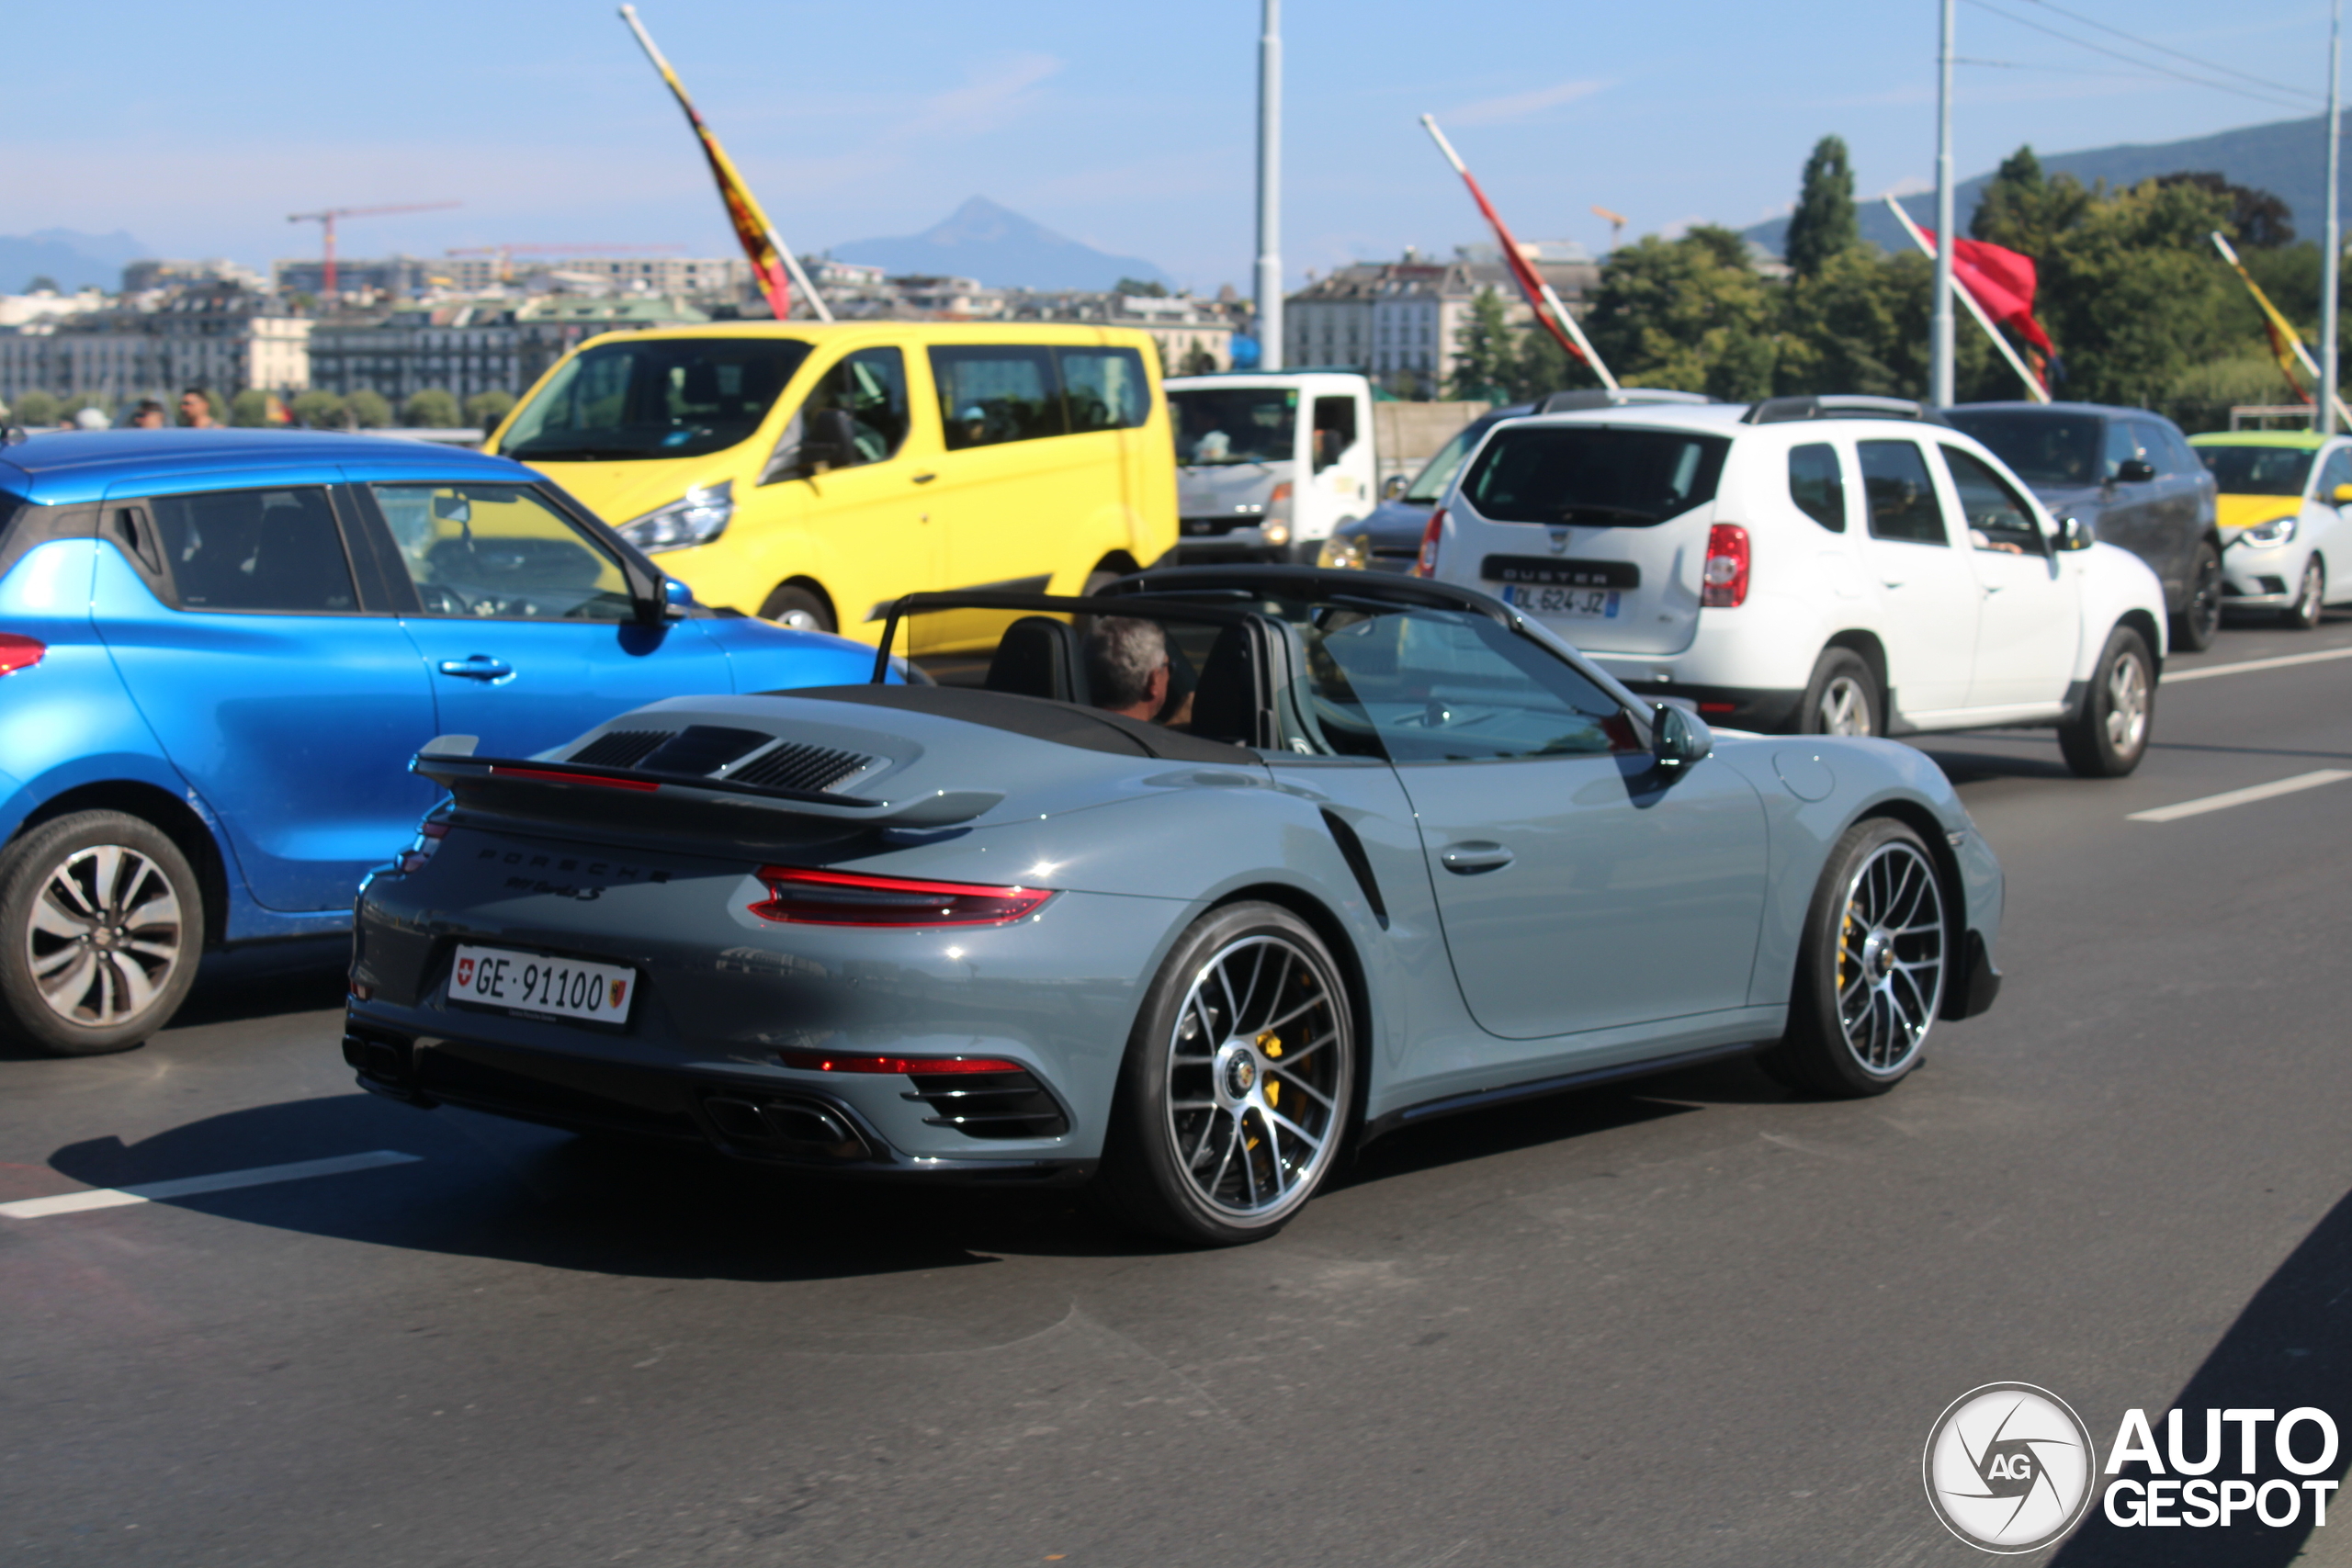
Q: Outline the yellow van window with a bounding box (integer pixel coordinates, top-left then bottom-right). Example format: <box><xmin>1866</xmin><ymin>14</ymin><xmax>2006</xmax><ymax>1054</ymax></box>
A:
<box><xmin>763</xmin><ymin>347</ymin><xmax>911</xmax><ymax>482</ymax></box>
<box><xmin>503</xmin><ymin>337</ymin><xmax>811</xmax><ymax>462</ymax></box>
<box><xmin>1058</xmin><ymin>347</ymin><xmax>1151</xmax><ymax>433</ymax></box>
<box><xmin>931</xmin><ymin>345</ymin><xmax>1069</xmax><ymax>449</ymax></box>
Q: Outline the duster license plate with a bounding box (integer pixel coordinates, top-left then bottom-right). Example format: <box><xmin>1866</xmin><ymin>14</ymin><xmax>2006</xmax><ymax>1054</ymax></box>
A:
<box><xmin>1505</xmin><ymin>583</ymin><xmax>1622</xmax><ymax>619</ymax></box>
<box><xmin>450</xmin><ymin>943</ymin><xmax>636</xmax><ymax>1024</ymax></box>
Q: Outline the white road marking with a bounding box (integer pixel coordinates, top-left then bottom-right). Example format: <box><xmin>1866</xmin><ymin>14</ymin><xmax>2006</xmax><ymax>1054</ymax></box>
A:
<box><xmin>2164</xmin><ymin>647</ymin><xmax>2352</xmax><ymax>683</ymax></box>
<box><xmin>0</xmin><ymin>1150</ymin><xmax>421</xmax><ymax>1220</ymax></box>
<box><xmin>2128</xmin><ymin>770</ymin><xmax>2352</xmax><ymax>824</ymax></box>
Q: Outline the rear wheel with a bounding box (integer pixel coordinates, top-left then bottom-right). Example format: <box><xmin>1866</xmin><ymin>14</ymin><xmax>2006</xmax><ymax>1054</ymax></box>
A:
<box><xmin>1793</xmin><ymin>648</ymin><xmax>1880</xmax><ymax>737</ymax></box>
<box><xmin>2057</xmin><ymin>626</ymin><xmax>2154</xmax><ymax>778</ymax></box>
<box><xmin>758</xmin><ymin>582</ymin><xmax>834</xmax><ymax>633</ymax></box>
<box><xmin>2282</xmin><ymin>558</ymin><xmax>2324</xmax><ymax>630</ymax></box>
<box><xmin>2171</xmin><ymin>542</ymin><xmax>2222</xmax><ymax>651</ymax></box>
<box><xmin>0</xmin><ymin>811</ymin><xmax>203</xmax><ymax>1056</ymax></box>
<box><xmin>1757</xmin><ymin>818</ymin><xmax>1946</xmax><ymax>1099</ymax></box>
<box><xmin>1093</xmin><ymin>902</ymin><xmax>1355</xmax><ymax>1247</ymax></box>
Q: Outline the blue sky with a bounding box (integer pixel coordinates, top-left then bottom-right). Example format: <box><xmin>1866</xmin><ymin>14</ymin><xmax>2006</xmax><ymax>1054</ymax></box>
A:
<box><xmin>7</xmin><ymin>0</ymin><xmax>2336</xmax><ymax>291</ymax></box>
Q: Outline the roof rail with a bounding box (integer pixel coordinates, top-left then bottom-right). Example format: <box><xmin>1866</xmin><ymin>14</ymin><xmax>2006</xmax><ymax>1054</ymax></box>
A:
<box><xmin>1536</xmin><ymin>388</ymin><xmax>1713</xmax><ymax>414</ymax></box>
<box><xmin>1741</xmin><ymin>394</ymin><xmax>1929</xmax><ymax>425</ymax></box>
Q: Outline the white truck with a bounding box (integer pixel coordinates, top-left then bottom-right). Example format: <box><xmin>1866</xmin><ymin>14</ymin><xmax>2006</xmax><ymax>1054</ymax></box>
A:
<box><xmin>1165</xmin><ymin>371</ymin><xmax>1379</xmax><ymax>563</ymax></box>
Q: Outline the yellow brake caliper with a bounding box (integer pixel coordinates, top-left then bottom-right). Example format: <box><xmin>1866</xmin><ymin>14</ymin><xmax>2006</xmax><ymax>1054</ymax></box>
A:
<box><xmin>1257</xmin><ymin>1031</ymin><xmax>1283</xmax><ymax>1109</ymax></box>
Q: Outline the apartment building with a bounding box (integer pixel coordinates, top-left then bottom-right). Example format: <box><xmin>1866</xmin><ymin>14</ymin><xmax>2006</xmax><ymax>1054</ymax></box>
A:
<box><xmin>1283</xmin><ymin>244</ymin><xmax>1599</xmax><ymax>394</ymax></box>
<box><xmin>0</xmin><ymin>286</ymin><xmax>310</xmax><ymax>406</ymax></box>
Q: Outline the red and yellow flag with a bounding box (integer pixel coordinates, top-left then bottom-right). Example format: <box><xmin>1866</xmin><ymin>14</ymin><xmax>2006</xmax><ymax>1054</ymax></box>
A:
<box><xmin>2219</xmin><ymin>251</ymin><xmax>2315</xmax><ymax>405</ymax></box>
<box><xmin>620</xmin><ymin>6</ymin><xmax>792</xmax><ymax>321</ymax></box>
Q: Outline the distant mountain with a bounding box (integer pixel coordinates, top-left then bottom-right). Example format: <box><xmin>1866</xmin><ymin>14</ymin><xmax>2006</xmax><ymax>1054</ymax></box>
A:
<box><xmin>0</xmin><ymin>229</ymin><xmax>150</xmax><ymax>293</ymax></box>
<box><xmin>830</xmin><ymin>197</ymin><xmax>1170</xmax><ymax>291</ymax></box>
<box><xmin>1746</xmin><ymin>114</ymin><xmax>2352</xmax><ymax>256</ymax></box>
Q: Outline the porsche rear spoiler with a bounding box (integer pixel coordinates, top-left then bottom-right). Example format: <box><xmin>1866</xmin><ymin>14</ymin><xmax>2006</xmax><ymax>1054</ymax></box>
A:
<box><xmin>412</xmin><ymin>738</ymin><xmax>1001</xmax><ymax>832</ymax></box>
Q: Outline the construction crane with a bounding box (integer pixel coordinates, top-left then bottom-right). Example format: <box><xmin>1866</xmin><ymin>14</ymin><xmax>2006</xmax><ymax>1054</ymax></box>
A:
<box><xmin>446</xmin><ymin>243</ymin><xmax>686</xmax><ymax>285</ymax></box>
<box><xmin>286</xmin><ymin>202</ymin><xmax>461</xmax><ymax>297</ymax></box>
<box><xmin>1590</xmin><ymin>206</ymin><xmax>1628</xmax><ymax>254</ymax></box>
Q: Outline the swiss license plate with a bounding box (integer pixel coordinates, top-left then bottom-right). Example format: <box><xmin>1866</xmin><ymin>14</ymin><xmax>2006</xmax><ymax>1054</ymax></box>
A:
<box><xmin>450</xmin><ymin>943</ymin><xmax>636</xmax><ymax>1024</ymax></box>
<box><xmin>1506</xmin><ymin>583</ymin><xmax>1622</xmax><ymax>619</ymax></box>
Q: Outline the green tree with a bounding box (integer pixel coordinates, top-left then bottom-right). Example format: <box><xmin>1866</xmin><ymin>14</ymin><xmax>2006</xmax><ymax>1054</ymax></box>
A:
<box><xmin>345</xmin><ymin>389</ymin><xmax>392</xmax><ymax>429</ymax></box>
<box><xmin>1776</xmin><ymin>247</ymin><xmax>1997</xmax><ymax>400</ymax></box>
<box><xmin>289</xmin><ymin>389</ymin><xmax>346</xmax><ymax>428</ymax></box>
<box><xmin>25</xmin><ymin>275</ymin><xmax>59</xmax><ymax>293</ymax></box>
<box><xmin>2153</xmin><ymin>172</ymin><xmax>2295</xmax><ymax>248</ymax></box>
<box><xmin>1114</xmin><ymin>276</ymin><xmax>1169</xmax><ymax>299</ymax></box>
<box><xmin>403</xmin><ymin>388</ymin><xmax>461</xmax><ymax>428</ymax></box>
<box><xmin>1445</xmin><ymin>288</ymin><xmax>1517</xmax><ymax>400</ymax></box>
<box><xmin>14</xmin><ymin>389</ymin><xmax>59</xmax><ymax>425</ymax></box>
<box><xmin>1784</xmin><ymin>135</ymin><xmax>1860</xmax><ymax>279</ymax></box>
<box><xmin>1586</xmin><ymin>227</ymin><xmax>1779</xmax><ymax>400</ymax></box>
<box><xmin>230</xmin><ymin>389</ymin><xmax>272</xmax><ymax>426</ymax></box>
<box><xmin>464</xmin><ymin>389</ymin><xmax>516</xmax><ymax>429</ymax></box>
<box><xmin>1971</xmin><ymin>146</ymin><xmax>2092</xmax><ymax>259</ymax></box>
<box><xmin>2040</xmin><ymin>177</ymin><xmax>2239</xmax><ymax>407</ymax></box>
<box><xmin>61</xmin><ymin>391</ymin><xmax>116</xmax><ymax>422</ymax></box>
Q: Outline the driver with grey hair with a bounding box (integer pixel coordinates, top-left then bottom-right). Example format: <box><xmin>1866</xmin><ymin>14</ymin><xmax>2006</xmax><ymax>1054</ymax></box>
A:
<box><xmin>1083</xmin><ymin>615</ymin><xmax>1171</xmax><ymax>722</ymax></box>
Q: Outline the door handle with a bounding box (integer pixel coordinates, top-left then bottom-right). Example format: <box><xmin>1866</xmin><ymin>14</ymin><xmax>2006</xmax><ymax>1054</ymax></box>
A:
<box><xmin>911</xmin><ymin>472</ymin><xmax>938</xmax><ymax>484</ymax></box>
<box><xmin>437</xmin><ymin>656</ymin><xmax>514</xmax><ymax>682</ymax></box>
<box><xmin>1441</xmin><ymin>841</ymin><xmax>1515</xmax><ymax>874</ymax></box>
<box><xmin>1880</xmin><ymin>580</ymin><xmax>1905</xmax><ymax>590</ymax></box>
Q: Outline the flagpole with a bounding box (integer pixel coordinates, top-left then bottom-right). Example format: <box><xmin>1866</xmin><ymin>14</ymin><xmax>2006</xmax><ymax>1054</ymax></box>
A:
<box><xmin>1884</xmin><ymin>197</ymin><xmax>2049</xmax><ymax>402</ymax></box>
<box><xmin>2213</xmin><ymin>231</ymin><xmax>2352</xmax><ymax>427</ymax></box>
<box><xmin>1420</xmin><ymin>115</ymin><xmax>1619</xmax><ymax>391</ymax></box>
<box><xmin>617</xmin><ymin>5</ymin><xmax>831</xmax><ymax>322</ymax></box>
<box><xmin>1254</xmin><ymin>0</ymin><xmax>1283</xmax><ymax>370</ymax></box>
<box><xmin>2322</xmin><ymin>0</ymin><xmax>2341</xmax><ymax>435</ymax></box>
<box><xmin>1929</xmin><ymin>0</ymin><xmax>1957</xmax><ymax>407</ymax></box>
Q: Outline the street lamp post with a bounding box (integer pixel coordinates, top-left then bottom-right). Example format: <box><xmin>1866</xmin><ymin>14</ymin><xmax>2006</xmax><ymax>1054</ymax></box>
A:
<box><xmin>2324</xmin><ymin>0</ymin><xmax>2342</xmax><ymax>434</ymax></box>
<box><xmin>1929</xmin><ymin>0</ymin><xmax>1957</xmax><ymax>408</ymax></box>
<box><xmin>1255</xmin><ymin>0</ymin><xmax>1283</xmax><ymax>371</ymax></box>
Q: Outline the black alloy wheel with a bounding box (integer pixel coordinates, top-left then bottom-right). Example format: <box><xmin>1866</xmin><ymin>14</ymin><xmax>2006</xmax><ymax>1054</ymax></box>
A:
<box><xmin>2171</xmin><ymin>543</ymin><xmax>2222</xmax><ymax>652</ymax></box>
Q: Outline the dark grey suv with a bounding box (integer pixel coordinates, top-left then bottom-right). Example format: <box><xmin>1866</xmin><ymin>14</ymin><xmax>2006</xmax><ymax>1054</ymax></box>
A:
<box><xmin>1944</xmin><ymin>401</ymin><xmax>2224</xmax><ymax>649</ymax></box>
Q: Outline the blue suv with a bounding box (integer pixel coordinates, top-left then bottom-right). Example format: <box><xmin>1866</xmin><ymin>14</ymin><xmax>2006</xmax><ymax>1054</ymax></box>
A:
<box><xmin>0</xmin><ymin>429</ymin><xmax>882</xmax><ymax>1056</ymax></box>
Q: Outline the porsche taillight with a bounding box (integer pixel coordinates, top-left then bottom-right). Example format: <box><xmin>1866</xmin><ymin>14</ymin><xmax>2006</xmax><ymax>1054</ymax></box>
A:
<box><xmin>750</xmin><ymin>864</ymin><xmax>1055</xmax><ymax>928</ymax></box>
<box><xmin>1702</xmin><ymin>524</ymin><xmax>1750</xmax><ymax>607</ymax></box>
<box><xmin>395</xmin><ymin>819</ymin><xmax>449</xmax><ymax>874</ymax></box>
<box><xmin>1414</xmin><ymin>508</ymin><xmax>1446</xmax><ymax>578</ymax></box>
<box><xmin>0</xmin><ymin>634</ymin><xmax>45</xmax><ymax>675</ymax></box>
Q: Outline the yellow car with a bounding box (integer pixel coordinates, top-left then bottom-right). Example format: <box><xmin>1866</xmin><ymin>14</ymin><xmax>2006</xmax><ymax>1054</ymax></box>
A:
<box><xmin>486</xmin><ymin>322</ymin><xmax>1177</xmax><ymax>638</ymax></box>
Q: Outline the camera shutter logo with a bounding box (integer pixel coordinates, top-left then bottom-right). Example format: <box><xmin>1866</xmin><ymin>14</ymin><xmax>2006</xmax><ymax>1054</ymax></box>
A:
<box><xmin>1924</xmin><ymin>1383</ymin><xmax>2098</xmax><ymax>1552</ymax></box>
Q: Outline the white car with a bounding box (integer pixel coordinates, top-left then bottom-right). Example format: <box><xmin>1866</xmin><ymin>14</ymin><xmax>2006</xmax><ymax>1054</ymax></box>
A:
<box><xmin>2188</xmin><ymin>431</ymin><xmax>2352</xmax><ymax>629</ymax></box>
<box><xmin>1417</xmin><ymin>395</ymin><xmax>2172</xmax><ymax>776</ymax></box>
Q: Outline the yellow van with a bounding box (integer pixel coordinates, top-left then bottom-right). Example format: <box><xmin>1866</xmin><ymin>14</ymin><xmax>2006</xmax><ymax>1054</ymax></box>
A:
<box><xmin>485</xmin><ymin>322</ymin><xmax>1178</xmax><ymax>637</ymax></box>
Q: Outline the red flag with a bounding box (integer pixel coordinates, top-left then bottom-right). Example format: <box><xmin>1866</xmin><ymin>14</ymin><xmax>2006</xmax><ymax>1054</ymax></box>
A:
<box><xmin>1922</xmin><ymin>230</ymin><xmax>2053</xmax><ymax>355</ymax></box>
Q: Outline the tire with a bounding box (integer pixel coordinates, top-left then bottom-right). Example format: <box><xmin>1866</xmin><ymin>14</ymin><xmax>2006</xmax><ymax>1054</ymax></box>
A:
<box><xmin>757</xmin><ymin>583</ymin><xmax>834</xmax><ymax>634</ymax></box>
<box><xmin>2171</xmin><ymin>542</ymin><xmax>2222</xmax><ymax>651</ymax></box>
<box><xmin>1792</xmin><ymin>648</ymin><xmax>1880</xmax><ymax>737</ymax></box>
<box><xmin>2282</xmin><ymin>557</ymin><xmax>2324</xmax><ymax>630</ymax></box>
<box><xmin>0</xmin><ymin>811</ymin><xmax>204</xmax><ymax>1056</ymax></box>
<box><xmin>1092</xmin><ymin>902</ymin><xmax>1356</xmax><ymax>1247</ymax></box>
<box><xmin>1756</xmin><ymin>818</ymin><xmax>1947</xmax><ymax>1099</ymax></box>
<box><xmin>2056</xmin><ymin>626</ymin><xmax>2155</xmax><ymax>778</ymax></box>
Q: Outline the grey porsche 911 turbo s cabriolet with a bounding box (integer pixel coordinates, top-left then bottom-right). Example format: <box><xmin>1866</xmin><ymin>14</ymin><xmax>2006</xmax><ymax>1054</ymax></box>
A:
<box><xmin>344</xmin><ymin>566</ymin><xmax>2003</xmax><ymax>1246</ymax></box>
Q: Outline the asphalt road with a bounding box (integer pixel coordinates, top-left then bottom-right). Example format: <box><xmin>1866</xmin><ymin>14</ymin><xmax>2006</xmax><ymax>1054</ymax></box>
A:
<box><xmin>6</xmin><ymin>613</ymin><xmax>2352</xmax><ymax>1568</ymax></box>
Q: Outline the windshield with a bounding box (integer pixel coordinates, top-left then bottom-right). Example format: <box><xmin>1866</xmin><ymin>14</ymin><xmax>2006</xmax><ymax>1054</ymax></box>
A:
<box><xmin>2194</xmin><ymin>444</ymin><xmax>2315</xmax><ymax>498</ymax></box>
<box><xmin>1403</xmin><ymin>421</ymin><xmax>1491</xmax><ymax>503</ymax></box>
<box><xmin>1459</xmin><ymin>426</ymin><xmax>1729</xmax><ymax>525</ymax></box>
<box><xmin>1942</xmin><ymin>411</ymin><xmax>2104</xmax><ymax>488</ymax></box>
<box><xmin>502</xmin><ymin>336</ymin><xmax>812</xmax><ymax>461</ymax></box>
<box><xmin>1170</xmin><ymin>387</ymin><xmax>1297</xmax><ymax>467</ymax></box>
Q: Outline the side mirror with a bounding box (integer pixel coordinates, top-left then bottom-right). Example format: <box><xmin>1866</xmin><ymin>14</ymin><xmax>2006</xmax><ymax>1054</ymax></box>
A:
<box><xmin>662</xmin><ymin>578</ymin><xmax>694</xmax><ymax>617</ymax></box>
<box><xmin>431</xmin><ymin>494</ymin><xmax>471</xmax><ymax>525</ymax></box>
<box><xmin>1651</xmin><ymin>703</ymin><xmax>1713</xmax><ymax>773</ymax></box>
<box><xmin>1382</xmin><ymin>473</ymin><xmax>1408</xmax><ymax>501</ymax></box>
<box><xmin>2332</xmin><ymin>483</ymin><xmax>2352</xmax><ymax>507</ymax></box>
<box><xmin>2115</xmin><ymin>457</ymin><xmax>2156</xmax><ymax>484</ymax></box>
<box><xmin>2053</xmin><ymin>514</ymin><xmax>2093</xmax><ymax>551</ymax></box>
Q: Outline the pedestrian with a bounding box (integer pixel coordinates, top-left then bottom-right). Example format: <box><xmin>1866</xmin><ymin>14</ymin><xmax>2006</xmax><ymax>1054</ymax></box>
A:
<box><xmin>129</xmin><ymin>400</ymin><xmax>168</xmax><ymax>430</ymax></box>
<box><xmin>177</xmin><ymin>388</ymin><xmax>220</xmax><ymax>429</ymax></box>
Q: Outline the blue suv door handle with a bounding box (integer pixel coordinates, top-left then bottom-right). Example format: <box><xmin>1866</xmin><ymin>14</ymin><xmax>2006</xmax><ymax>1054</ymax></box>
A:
<box><xmin>437</xmin><ymin>655</ymin><xmax>514</xmax><ymax>683</ymax></box>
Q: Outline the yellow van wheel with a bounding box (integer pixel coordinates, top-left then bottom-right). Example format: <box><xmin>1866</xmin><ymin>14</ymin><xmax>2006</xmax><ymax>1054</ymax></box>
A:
<box><xmin>759</xmin><ymin>582</ymin><xmax>835</xmax><ymax>634</ymax></box>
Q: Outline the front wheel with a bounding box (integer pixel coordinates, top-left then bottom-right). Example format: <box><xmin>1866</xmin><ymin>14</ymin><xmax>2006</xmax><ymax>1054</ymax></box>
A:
<box><xmin>2282</xmin><ymin>558</ymin><xmax>2324</xmax><ymax>630</ymax></box>
<box><xmin>0</xmin><ymin>811</ymin><xmax>204</xmax><ymax>1056</ymax></box>
<box><xmin>1093</xmin><ymin>903</ymin><xmax>1356</xmax><ymax>1247</ymax></box>
<box><xmin>2057</xmin><ymin>626</ymin><xmax>2154</xmax><ymax>778</ymax></box>
<box><xmin>1757</xmin><ymin>818</ymin><xmax>1948</xmax><ymax>1099</ymax></box>
<box><xmin>757</xmin><ymin>582</ymin><xmax>834</xmax><ymax>633</ymax></box>
<box><xmin>2171</xmin><ymin>542</ymin><xmax>2222</xmax><ymax>651</ymax></box>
